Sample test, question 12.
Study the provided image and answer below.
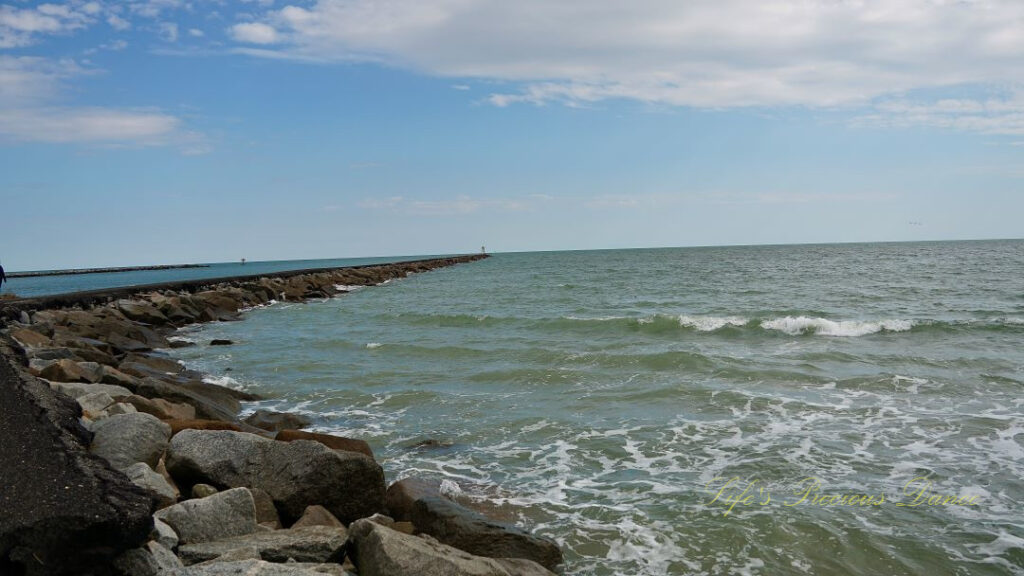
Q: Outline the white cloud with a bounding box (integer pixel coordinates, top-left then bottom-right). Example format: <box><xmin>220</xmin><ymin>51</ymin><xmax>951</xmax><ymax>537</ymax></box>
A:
<box><xmin>230</xmin><ymin>21</ymin><xmax>280</xmax><ymax>44</ymax></box>
<box><xmin>227</xmin><ymin>0</ymin><xmax>1024</xmax><ymax>130</ymax></box>
<box><xmin>159</xmin><ymin>21</ymin><xmax>178</xmax><ymax>41</ymax></box>
<box><xmin>0</xmin><ymin>55</ymin><xmax>194</xmax><ymax>148</ymax></box>
<box><xmin>0</xmin><ymin>2</ymin><xmax>96</xmax><ymax>47</ymax></box>
<box><xmin>188</xmin><ymin>27</ymin><xmax>204</xmax><ymax>37</ymax></box>
<box><xmin>107</xmin><ymin>14</ymin><xmax>131</xmax><ymax>30</ymax></box>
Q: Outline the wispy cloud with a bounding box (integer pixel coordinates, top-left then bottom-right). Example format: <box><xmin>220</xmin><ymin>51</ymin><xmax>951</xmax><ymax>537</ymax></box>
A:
<box><xmin>358</xmin><ymin>195</ymin><xmax>527</xmax><ymax>216</ymax></box>
<box><xmin>853</xmin><ymin>91</ymin><xmax>1024</xmax><ymax>135</ymax></box>
<box><xmin>0</xmin><ymin>55</ymin><xmax>201</xmax><ymax>149</ymax></box>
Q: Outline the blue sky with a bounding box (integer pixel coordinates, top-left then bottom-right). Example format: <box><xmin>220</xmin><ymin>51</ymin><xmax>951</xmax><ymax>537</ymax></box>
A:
<box><xmin>1</xmin><ymin>0</ymin><xmax>1022</xmax><ymax>270</ymax></box>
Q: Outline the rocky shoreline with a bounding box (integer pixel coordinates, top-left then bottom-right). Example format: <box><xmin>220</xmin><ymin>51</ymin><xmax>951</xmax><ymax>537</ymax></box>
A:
<box><xmin>0</xmin><ymin>254</ymin><xmax>565</xmax><ymax>576</ymax></box>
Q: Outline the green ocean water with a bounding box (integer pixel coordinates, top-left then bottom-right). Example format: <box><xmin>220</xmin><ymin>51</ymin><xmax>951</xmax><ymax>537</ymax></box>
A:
<box><xmin>172</xmin><ymin>240</ymin><xmax>1024</xmax><ymax>575</ymax></box>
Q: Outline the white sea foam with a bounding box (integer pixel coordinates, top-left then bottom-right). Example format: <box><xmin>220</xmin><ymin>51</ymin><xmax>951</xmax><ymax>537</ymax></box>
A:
<box><xmin>677</xmin><ymin>315</ymin><xmax>748</xmax><ymax>331</ymax></box>
<box><xmin>366</xmin><ymin>342</ymin><xmax>383</xmax><ymax>349</ymax></box>
<box><xmin>335</xmin><ymin>284</ymin><xmax>365</xmax><ymax>292</ymax></box>
<box><xmin>439</xmin><ymin>479</ymin><xmax>463</xmax><ymax>498</ymax></box>
<box><xmin>202</xmin><ymin>375</ymin><xmax>247</xmax><ymax>391</ymax></box>
<box><xmin>761</xmin><ymin>316</ymin><xmax>913</xmax><ymax>336</ymax></box>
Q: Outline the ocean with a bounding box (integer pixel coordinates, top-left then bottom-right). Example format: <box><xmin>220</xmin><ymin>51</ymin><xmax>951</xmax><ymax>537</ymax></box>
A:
<box><xmin>44</xmin><ymin>241</ymin><xmax>1024</xmax><ymax>574</ymax></box>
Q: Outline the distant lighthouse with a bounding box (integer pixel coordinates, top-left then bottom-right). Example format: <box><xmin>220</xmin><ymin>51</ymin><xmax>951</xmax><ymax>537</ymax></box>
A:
<box><xmin>481</xmin><ymin>245</ymin><xmax>486</xmax><ymax>254</ymax></box>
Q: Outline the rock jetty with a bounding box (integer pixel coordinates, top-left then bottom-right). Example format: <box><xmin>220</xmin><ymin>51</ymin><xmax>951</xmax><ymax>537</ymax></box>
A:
<box><xmin>0</xmin><ymin>255</ymin><xmax>565</xmax><ymax>575</ymax></box>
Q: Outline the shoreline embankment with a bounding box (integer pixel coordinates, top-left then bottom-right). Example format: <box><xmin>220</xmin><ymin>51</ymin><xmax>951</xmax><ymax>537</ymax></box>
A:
<box><xmin>0</xmin><ymin>254</ymin><xmax>565</xmax><ymax>576</ymax></box>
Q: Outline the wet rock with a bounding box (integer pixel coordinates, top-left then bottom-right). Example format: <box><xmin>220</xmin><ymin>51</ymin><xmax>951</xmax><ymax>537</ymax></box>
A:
<box><xmin>123</xmin><ymin>462</ymin><xmax>178</xmax><ymax>509</ymax></box>
<box><xmin>166</xmin><ymin>430</ymin><xmax>386</xmax><ymax>523</ymax></box>
<box><xmin>291</xmin><ymin>505</ymin><xmax>344</xmax><ymax>529</ymax></box>
<box><xmin>245</xmin><ymin>410</ymin><xmax>312</xmax><ymax>432</ymax></box>
<box><xmin>406</xmin><ymin>438</ymin><xmax>455</xmax><ymax>450</ymax></box>
<box><xmin>177</xmin><ymin>525</ymin><xmax>348</xmax><ymax>565</ymax></box>
<box><xmin>276</xmin><ymin>429</ymin><xmax>373</xmax><ymax>458</ymax></box>
<box><xmin>90</xmin><ymin>412</ymin><xmax>171</xmax><ymax>470</ymax></box>
<box><xmin>347</xmin><ymin>519</ymin><xmax>554</xmax><ymax>576</ymax></box>
<box><xmin>155</xmin><ymin>487</ymin><xmax>258</xmax><ymax>545</ymax></box>
<box><xmin>410</xmin><ymin>497</ymin><xmax>564</xmax><ymax>571</ymax></box>
<box><xmin>210</xmin><ymin>339</ymin><xmax>234</xmax><ymax>346</ymax></box>
<box><xmin>385</xmin><ymin>477</ymin><xmax>445</xmax><ymax>522</ymax></box>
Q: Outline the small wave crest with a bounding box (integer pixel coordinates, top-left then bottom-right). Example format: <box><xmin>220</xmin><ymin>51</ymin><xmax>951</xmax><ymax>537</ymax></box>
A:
<box><xmin>760</xmin><ymin>316</ymin><xmax>913</xmax><ymax>337</ymax></box>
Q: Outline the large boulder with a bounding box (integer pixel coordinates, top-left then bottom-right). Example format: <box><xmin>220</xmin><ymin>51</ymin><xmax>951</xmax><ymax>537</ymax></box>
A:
<box><xmin>154</xmin><ymin>487</ymin><xmax>257</xmax><ymax>545</ymax></box>
<box><xmin>166</xmin><ymin>430</ymin><xmax>385</xmax><ymax>523</ymax></box>
<box><xmin>276</xmin><ymin>429</ymin><xmax>373</xmax><ymax>458</ymax></box>
<box><xmin>133</xmin><ymin>378</ymin><xmax>241</xmax><ymax>422</ymax></box>
<box><xmin>347</xmin><ymin>519</ymin><xmax>554</xmax><ymax>576</ymax></box>
<box><xmin>90</xmin><ymin>412</ymin><xmax>171</xmax><ymax>470</ymax></box>
<box><xmin>176</xmin><ymin>525</ymin><xmax>348</xmax><ymax>565</ymax></box>
<box><xmin>0</xmin><ymin>341</ymin><xmax>154</xmax><ymax>575</ymax></box>
<box><xmin>410</xmin><ymin>497</ymin><xmax>564</xmax><ymax>571</ymax></box>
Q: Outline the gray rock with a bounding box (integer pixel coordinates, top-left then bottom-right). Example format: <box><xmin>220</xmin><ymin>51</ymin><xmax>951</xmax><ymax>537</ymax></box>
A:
<box><xmin>153</xmin><ymin>516</ymin><xmax>179</xmax><ymax>550</ymax></box>
<box><xmin>123</xmin><ymin>462</ymin><xmax>178</xmax><ymax>509</ymax></box>
<box><xmin>410</xmin><ymin>497</ymin><xmax>563</xmax><ymax>571</ymax></box>
<box><xmin>99</xmin><ymin>402</ymin><xmax>140</xmax><ymax>419</ymax></box>
<box><xmin>77</xmin><ymin>391</ymin><xmax>117</xmax><ymax>416</ymax></box>
<box><xmin>166</xmin><ymin>430</ymin><xmax>385</xmax><ymax>523</ymax></box>
<box><xmin>177</xmin><ymin>525</ymin><xmax>348</xmax><ymax>565</ymax></box>
<box><xmin>347</xmin><ymin>519</ymin><xmax>554</xmax><ymax>576</ymax></box>
<box><xmin>90</xmin><ymin>412</ymin><xmax>171</xmax><ymax>470</ymax></box>
<box><xmin>155</xmin><ymin>487</ymin><xmax>257</xmax><ymax>545</ymax></box>
<box><xmin>113</xmin><ymin>541</ymin><xmax>183</xmax><ymax>576</ymax></box>
<box><xmin>50</xmin><ymin>380</ymin><xmax>133</xmax><ymax>400</ymax></box>
<box><xmin>182</xmin><ymin>559</ymin><xmax>346</xmax><ymax>575</ymax></box>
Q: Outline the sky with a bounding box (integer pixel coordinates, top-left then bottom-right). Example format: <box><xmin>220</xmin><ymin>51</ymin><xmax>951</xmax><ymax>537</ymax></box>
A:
<box><xmin>1</xmin><ymin>0</ymin><xmax>1022</xmax><ymax>270</ymax></box>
